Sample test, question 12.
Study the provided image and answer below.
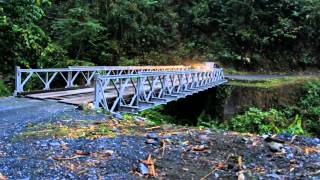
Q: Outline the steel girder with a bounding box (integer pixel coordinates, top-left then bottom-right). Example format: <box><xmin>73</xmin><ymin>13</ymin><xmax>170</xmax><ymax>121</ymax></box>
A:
<box><xmin>93</xmin><ymin>68</ymin><xmax>227</xmax><ymax>113</ymax></box>
<box><xmin>14</xmin><ymin>65</ymin><xmax>190</xmax><ymax>95</ymax></box>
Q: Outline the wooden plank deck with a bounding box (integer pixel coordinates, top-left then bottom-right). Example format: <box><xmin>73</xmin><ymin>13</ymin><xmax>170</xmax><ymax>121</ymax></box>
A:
<box><xmin>25</xmin><ymin>85</ymin><xmax>145</xmax><ymax>106</ymax></box>
<box><xmin>23</xmin><ymin>79</ymin><xmax>200</xmax><ymax>106</ymax></box>
<box><xmin>26</xmin><ymin>88</ymin><xmax>95</xmax><ymax>99</ymax></box>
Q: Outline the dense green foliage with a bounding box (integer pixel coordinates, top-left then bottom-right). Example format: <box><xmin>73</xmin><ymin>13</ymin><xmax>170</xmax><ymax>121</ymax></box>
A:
<box><xmin>140</xmin><ymin>105</ymin><xmax>176</xmax><ymax>125</ymax></box>
<box><xmin>224</xmin><ymin>80</ymin><xmax>320</xmax><ymax>136</ymax></box>
<box><xmin>228</xmin><ymin>108</ymin><xmax>286</xmax><ymax>134</ymax></box>
<box><xmin>226</xmin><ymin>107</ymin><xmax>305</xmax><ymax>135</ymax></box>
<box><xmin>0</xmin><ymin>80</ymin><xmax>10</xmax><ymax>96</ymax></box>
<box><xmin>299</xmin><ymin>81</ymin><xmax>320</xmax><ymax>135</ymax></box>
<box><xmin>0</xmin><ymin>0</ymin><xmax>51</xmax><ymax>77</ymax></box>
<box><xmin>141</xmin><ymin>80</ymin><xmax>320</xmax><ymax>136</ymax></box>
<box><xmin>1</xmin><ymin>0</ymin><xmax>320</xmax><ymax>82</ymax></box>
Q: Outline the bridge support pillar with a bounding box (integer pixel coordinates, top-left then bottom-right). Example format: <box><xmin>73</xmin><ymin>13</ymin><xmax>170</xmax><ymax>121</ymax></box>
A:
<box><xmin>93</xmin><ymin>75</ymin><xmax>101</xmax><ymax>109</ymax></box>
<box><xmin>13</xmin><ymin>66</ymin><xmax>22</xmax><ymax>96</ymax></box>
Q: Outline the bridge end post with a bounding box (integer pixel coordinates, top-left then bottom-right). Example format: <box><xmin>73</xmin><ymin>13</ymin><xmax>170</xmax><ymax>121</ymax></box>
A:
<box><xmin>13</xmin><ymin>66</ymin><xmax>21</xmax><ymax>96</ymax></box>
<box><xmin>66</xmin><ymin>71</ymin><xmax>73</xmax><ymax>88</ymax></box>
<box><xmin>93</xmin><ymin>74</ymin><xmax>101</xmax><ymax>109</ymax></box>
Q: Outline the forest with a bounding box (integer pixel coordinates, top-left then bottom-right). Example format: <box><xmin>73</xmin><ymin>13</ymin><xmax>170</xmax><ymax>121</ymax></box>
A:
<box><xmin>1</xmin><ymin>0</ymin><xmax>320</xmax><ymax>83</ymax></box>
<box><xmin>0</xmin><ymin>1</ymin><xmax>320</xmax><ymax>179</ymax></box>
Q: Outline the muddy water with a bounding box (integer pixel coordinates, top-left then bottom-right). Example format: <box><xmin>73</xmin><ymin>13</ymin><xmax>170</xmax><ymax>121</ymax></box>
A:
<box><xmin>163</xmin><ymin>83</ymin><xmax>304</xmax><ymax>125</ymax></box>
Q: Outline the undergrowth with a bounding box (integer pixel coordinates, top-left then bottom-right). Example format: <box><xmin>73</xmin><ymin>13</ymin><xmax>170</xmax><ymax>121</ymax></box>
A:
<box><xmin>200</xmin><ymin>79</ymin><xmax>320</xmax><ymax>136</ymax></box>
<box><xmin>140</xmin><ymin>79</ymin><xmax>320</xmax><ymax>137</ymax></box>
<box><xmin>0</xmin><ymin>80</ymin><xmax>10</xmax><ymax>97</ymax></box>
<box><xmin>139</xmin><ymin>105</ymin><xmax>176</xmax><ymax>125</ymax></box>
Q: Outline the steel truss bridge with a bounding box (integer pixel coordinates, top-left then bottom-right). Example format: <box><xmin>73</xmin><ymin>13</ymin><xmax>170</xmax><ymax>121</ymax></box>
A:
<box><xmin>14</xmin><ymin>64</ymin><xmax>227</xmax><ymax>113</ymax></box>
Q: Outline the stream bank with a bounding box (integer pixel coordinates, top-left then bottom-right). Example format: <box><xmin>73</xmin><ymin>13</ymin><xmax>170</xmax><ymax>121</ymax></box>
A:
<box><xmin>156</xmin><ymin>76</ymin><xmax>319</xmax><ymax>125</ymax></box>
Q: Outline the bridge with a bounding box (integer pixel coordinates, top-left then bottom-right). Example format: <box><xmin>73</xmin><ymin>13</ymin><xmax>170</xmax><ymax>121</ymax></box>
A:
<box><xmin>13</xmin><ymin>63</ymin><xmax>227</xmax><ymax>113</ymax></box>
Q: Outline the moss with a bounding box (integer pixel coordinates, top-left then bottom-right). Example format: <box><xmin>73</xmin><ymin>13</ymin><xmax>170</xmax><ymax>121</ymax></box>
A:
<box><xmin>13</xmin><ymin>122</ymin><xmax>115</xmax><ymax>141</ymax></box>
<box><xmin>13</xmin><ymin>117</ymin><xmax>156</xmax><ymax>141</ymax></box>
<box><xmin>228</xmin><ymin>76</ymin><xmax>320</xmax><ymax>89</ymax></box>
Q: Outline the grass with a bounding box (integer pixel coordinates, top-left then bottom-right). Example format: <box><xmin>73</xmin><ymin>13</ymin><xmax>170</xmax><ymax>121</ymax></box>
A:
<box><xmin>228</xmin><ymin>76</ymin><xmax>320</xmax><ymax>88</ymax></box>
<box><xmin>223</xmin><ymin>68</ymin><xmax>251</xmax><ymax>75</ymax></box>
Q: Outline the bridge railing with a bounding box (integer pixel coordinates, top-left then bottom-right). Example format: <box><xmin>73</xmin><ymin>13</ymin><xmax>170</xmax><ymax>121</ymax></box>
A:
<box><xmin>14</xmin><ymin>65</ymin><xmax>190</xmax><ymax>96</ymax></box>
<box><xmin>93</xmin><ymin>68</ymin><xmax>226</xmax><ymax>113</ymax></box>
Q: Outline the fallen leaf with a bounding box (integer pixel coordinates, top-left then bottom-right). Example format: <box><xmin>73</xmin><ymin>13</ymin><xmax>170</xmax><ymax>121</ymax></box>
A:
<box><xmin>60</xmin><ymin>144</ymin><xmax>69</xmax><ymax>150</ymax></box>
<box><xmin>304</xmin><ymin>146</ymin><xmax>320</xmax><ymax>155</ymax></box>
<box><xmin>145</xmin><ymin>126</ymin><xmax>161</xmax><ymax>131</ymax></box>
<box><xmin>75</xmin><ymin>150</ymin><xmax>90</xmax><ymax>156</ymax></box>
<box><xmin>160</xmin><ymin>139</ymin><xmax>166</xmax><ymax>157</ymax></box>
<box><xmin>192</xmin><ymin>145</ymin><xmax>208</xmax><ymax>152</ymax></box>
<box><xmin>237</xmin><ymin>156</ymin><xmax>245</xmax><ymax>180</ymax></box>
<box><xmin>101</xmin><ymin>150</ymin><xmax>114</xmax><ymax>156</ymax></box>
<box><xmin>68</xmin><ymin>163</ymin><xmax>75</xmax><ymax>171</ymax></box>
<box><xmin>252</xmin><ymin>166</ymin><xmax>266</xmax><ymax>173</ymax></box>
<box><xmin>53</xmin><ymin>155</ymin><xmax>84</xmax><ymax>161</ymax></box>
<box><xmin>238</xmin><ymin>156</ymin><xmax>243</xmax><ymax>170</ymax></box>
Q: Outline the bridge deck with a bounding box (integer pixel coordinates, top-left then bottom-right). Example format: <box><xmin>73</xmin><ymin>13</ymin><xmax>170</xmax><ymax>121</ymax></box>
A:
<box><xmin>26</xmin><ymin>88</ymin><xmax>107</xmax><ymax>105</ymax></box>
<box><xmin>24</xmin><ymin>79</ymin><xmax>227</xmax><ymax>108</ymax></box>
<box><xmin>25</xmin><ymin>82</ymin><xmax>172</xmax><ymax>105</ymax></box>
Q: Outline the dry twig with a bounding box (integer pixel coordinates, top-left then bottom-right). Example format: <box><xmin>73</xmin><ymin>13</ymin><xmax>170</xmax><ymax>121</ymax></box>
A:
<box><xmin>160</xmin><ymin>139</ymin><xmax>166</xmax><ymax>157</ymax></box>
<box><xmin>237</xmin><ymin>156</ymin><xmax>245</xmax><ymax>180</ymax></box>
<box><xmin>141</xmin><ymin>154</ymin><xmax>157</xmax><ymax>176</ymax></box>
<box><xmin>290</xmin><ymin>135</ymin><xmax>297</xmax><ymax>144</ymax></box>
<box><xmin>200</xmin><ymin>155</ymin><xmax>231</xmax><ymax>180</ymax></box>
<box><xmin>53</xmin><ymin>155</ymin><xmax>84</xmax><ymax>161</ymax></box>
<box><xmin>145</xmin><ymin>126</ymin><xmax>161</xmax><ymax>131</ymax></box>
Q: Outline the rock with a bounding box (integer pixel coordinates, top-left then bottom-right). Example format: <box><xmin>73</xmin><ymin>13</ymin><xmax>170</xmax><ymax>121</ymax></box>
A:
<box><xmin>112</xmin><ymin>112</ymin><xmax>123</xmax><ymax>120</ymax></box>
<box><xmin>214</xmin><ymin>173</ymin><xmax>219</xmax><ymax>178</ymax></box>
<box><xmin>135</xmin><ymin>117</ymin><xmax>146</xmax><ymax>122</ymax></box>
<box><xmin>265</xmin><ymin>136</ymin><xmax>285</xmax><ymax>144</ymax></box>
<box><xmin>268</xmin><ymin>142</ymin><xmax>284</xmax><ymax>152</ymax></box>
<box><xmin>147</xmin><ymin>132</ymin><xmax>158</xmax><ymax>139</ymax></box>
<box><xmin>102</xmin><ymin>150</ymin><xmax>114</xmax><ymax>156</ymax></box>
<box><xmin>145</xmin><ymin>139</ymin><xmax>158</xmax><ymax>145</ymax></box>
<box><xmin>304</xmin><ymin>137</ymin><xmax>320</xmax><ymax>146</ymax></box>
<box><xmin>112</xmin><ymin>127</ymin><xmax>119</xmax><ymax>132</ymax></box>
<box><xmin>261</xmin><ymin>134</ymin><xmax>269</xmax><ymax>139</ymax></box>
<box><xmin>238</xmin><ymin>171</ymin><xmax>245</xmax><ymax>180</ymax></box>
<box><xmin>241</xmin><ymin>137</ymin><xmax>249</xmax><ymax>143</ymax></box>
<box><xmin>162</xmin><ymin>135</ymin><xmax>172</xmax><ymax>139</ymax></box>
<box><xmin>198</xmin><ymin>134</ymin><xmax>210</xmax><ymax>141</ymax></box>
<box><xmin>40</xmin><ymin>142</ymin><xmax>48</xmax><ymax>147</ymax></box>
<box><xmin>204</xmin><ymin>129</ymin><xmax>212</xmax><ymax>134</ymax></box>
<box><xmin>276</xmin><ymin>133</ymin><xmax>293</xmax><ymax>141</ymax></box>
<box><xmin>266</xmin><ymin>173</ymin><xmax>281</xmax><ymax>179</ymax></box>
<box><xmin>49</xmin><ymin>141</ymin><xmax>60</xmax><ymax>147</ymax></box>
<box><xmin>139</xmin><ymin>163</ymin><xmax>149</xmax><ymax>175</ymax></box>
